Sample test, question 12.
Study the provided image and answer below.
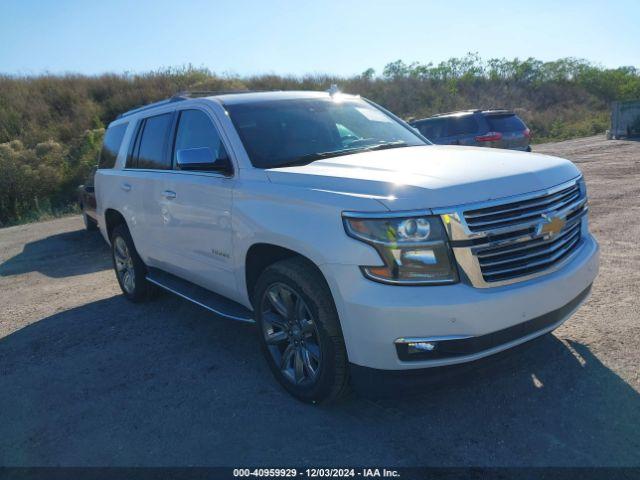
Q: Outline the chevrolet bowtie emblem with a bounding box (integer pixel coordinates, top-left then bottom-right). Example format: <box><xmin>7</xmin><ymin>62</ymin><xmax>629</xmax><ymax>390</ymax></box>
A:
<box><xmin>536</xmin><ymin>214</ymin><xmax>566</xmax><ymax>237</ymax></box>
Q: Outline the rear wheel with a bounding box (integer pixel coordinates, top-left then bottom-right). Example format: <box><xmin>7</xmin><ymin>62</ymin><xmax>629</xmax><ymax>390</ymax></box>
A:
<box><xmin>110</xmin><ymin>224</ymin><xmax>153</xmax><ymax>302</ymax></box>
<box><xmin>254</xmin><ymin>258</ymin><xmax>350</xmax><ymax>404</ymax></box>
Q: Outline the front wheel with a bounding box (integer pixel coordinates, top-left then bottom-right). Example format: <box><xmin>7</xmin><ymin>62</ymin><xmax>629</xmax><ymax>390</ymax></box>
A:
<box><xmin>254</xmin><ymin>258</ymin><xmax>350</xmax><ymax>404</ymax></box>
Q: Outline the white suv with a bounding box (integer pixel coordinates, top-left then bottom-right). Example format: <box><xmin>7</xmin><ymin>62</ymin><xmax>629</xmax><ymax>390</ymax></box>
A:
<box><xmin>95</xmin><ymin>90</ymin><xmax>599</xmax><ymax>403</ymax></box>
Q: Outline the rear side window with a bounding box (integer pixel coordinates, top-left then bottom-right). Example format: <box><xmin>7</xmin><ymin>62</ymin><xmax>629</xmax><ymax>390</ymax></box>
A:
<box><xmin>486</xmin><ymin>114</ymin><xmax>527</xmax><ymax>132</ymax></box>
<box><xmin>415</xmin><ymin>118</ymin><xmax>447</xmax><ymax>140</ymax></box>
<box><xmin>132</xmin><ymin>113</ymin><xmax>173</xmax><ymax>170</ymax></box>
<box><xmin>98</xmin><ymin>123</ymin><xmax>128</xmax><ymax>169</ymax></box>
<box><xmin>173</xmin><ymin>109</ymin><xmax>230</xmax><ymax>167</ymax></box>
<box><xmin>446</xmin><ymin>115</ymin><xmax>480</xmax><ymax>136</ymax></box>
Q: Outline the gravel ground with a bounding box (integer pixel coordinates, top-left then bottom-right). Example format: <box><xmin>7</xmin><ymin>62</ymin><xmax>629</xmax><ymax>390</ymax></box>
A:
<box><xmin>0</xmin><ymin>135</ymin><xmax>639</xmax><ymax>467</ymax></box>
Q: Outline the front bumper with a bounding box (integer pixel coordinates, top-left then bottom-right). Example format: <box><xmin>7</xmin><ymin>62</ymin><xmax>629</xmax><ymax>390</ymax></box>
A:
<box><xmin>321</xmin><ymin>233</ymin><xmax>599</xmax><ymax>370</ymax></box>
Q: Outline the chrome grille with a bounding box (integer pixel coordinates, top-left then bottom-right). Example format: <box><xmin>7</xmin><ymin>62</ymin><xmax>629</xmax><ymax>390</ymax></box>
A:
<box><xmin>437</xmin><ymin>177</ymin><xmax>589</xmax><ymax>288</ymax></box>
<box><xmin>474</xmin><ymin>221</ymin><xmax>582</xmax><ymax>283</ymax></box>
<box><xmin>464</xmin><ymin>182</ymin><xmax>582</xmax><ymax>232</ymax></box>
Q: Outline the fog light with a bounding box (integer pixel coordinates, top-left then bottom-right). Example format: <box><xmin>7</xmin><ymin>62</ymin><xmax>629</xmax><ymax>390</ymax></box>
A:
<box><xmin>407</xmin><ymin>341</ymin><xmax>437</xmax><ymax>354</ymax></box>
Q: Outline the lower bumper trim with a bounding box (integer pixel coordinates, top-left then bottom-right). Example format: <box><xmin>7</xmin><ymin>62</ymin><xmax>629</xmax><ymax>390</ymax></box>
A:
<box><xmin>395</xmin><ymin>284</ymin><xmax>592</xmax><ymax>361</ymax></box>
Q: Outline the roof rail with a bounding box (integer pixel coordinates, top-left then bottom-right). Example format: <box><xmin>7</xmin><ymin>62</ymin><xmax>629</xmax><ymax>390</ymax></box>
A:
<box><xmin>116</xmin><ymin>96</ymin><xmax>188</xmax><ymax>119</ymax></box>
<box><xmin>174</xmin><ymin>89</ymin><xmax>257</xmax><ymax>98</ymax></box>
<box><xmin>115</xmin><ymin>89</ymin><xmax>284</xmax><ymax>119</ymax></box>
<box><xmin>481</xmin><ymin>109</ymin><xmax>515</xmax><ymax>115</ymax></box>
<box><xmin>430</xmin><ymin>109</ymin><xmax>481</xmax><ymax>118</ymax></box>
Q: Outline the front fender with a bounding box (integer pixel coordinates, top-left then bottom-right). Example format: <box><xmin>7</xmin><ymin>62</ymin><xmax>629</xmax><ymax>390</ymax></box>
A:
<box><xmin>231</xmin><ymin>179</ymin><xmax>388</xmax><ymax>306</ymax></box>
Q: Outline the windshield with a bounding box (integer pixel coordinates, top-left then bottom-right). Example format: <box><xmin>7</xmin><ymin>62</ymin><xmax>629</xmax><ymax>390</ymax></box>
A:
<box><xmin>225</xmin><ymin>97</ymin><xmax>427</xmax><ymax>168</ymax></box>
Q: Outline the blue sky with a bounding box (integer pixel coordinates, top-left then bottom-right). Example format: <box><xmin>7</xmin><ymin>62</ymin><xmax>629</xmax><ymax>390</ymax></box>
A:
<box><xmin>1</xmin><ymin>0</ymin><xmax>638</xmax><ymax>76</ymax></box>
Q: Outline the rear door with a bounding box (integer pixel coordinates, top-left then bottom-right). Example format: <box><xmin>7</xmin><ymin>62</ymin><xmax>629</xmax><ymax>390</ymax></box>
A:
<box><xmin>124</xmin><ymin>111</ymin><xmax>176</xmax><ymax>266</ymax></box>
<box><xmin>160</xmin><ymin>107</ymin><xmax>237</xmax><ymax>299</ymax></box>
<box><xmin>485</xmin><ymin>113</ymin><xmax>530</xmax><ymax>150</ymax></box>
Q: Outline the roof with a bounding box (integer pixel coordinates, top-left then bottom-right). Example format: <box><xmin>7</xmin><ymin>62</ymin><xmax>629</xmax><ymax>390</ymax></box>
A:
<box><xmin>429</xmin><ymin>109</ymin><xmax>481</xmax><ymax>118</ymax></box>
<box><xmin>411</xmin><ymin>109</ymin><xmax>516</xmax><ymax>124</ymax></box>
<box><xmin>214</xmin><ymin>90</ymin><xmax>345</xmax><ymax>105</ymax></box>
<box><xmin>115</xmin><ymin>90</ymin><xmax>358</xmax><ymax>121</ymax></box>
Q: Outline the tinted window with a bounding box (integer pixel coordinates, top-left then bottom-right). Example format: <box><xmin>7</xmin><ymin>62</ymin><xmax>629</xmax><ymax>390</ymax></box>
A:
<box><xmin>226</xmin><ymin>98</ymin><xmax>425</xmax><ymax>168</ymax></box>
<box><xmin>486</xmin><ymin>114</ymin><xmax>527</xmax><ymax>132</ymax></box>
<box><xmin>446</xmin><ymin>115</ymin><xmax>480</xmax><ymax>136</ymax></box>
<box><xmin>174</xmin><ymin>110</ymin><xmax>230</xmax><ymax>168</ymax></box>
<box><xmin>98</xmin><ymin>123</ymin><xmax>128</xmax><ymax>169</ymax></box>
<box><xmin>415</xmin><ymin>118</ymin><xmax>447</xmax><ymax>140</ymax></box>
<box><xmin>136</xmin><ymin>113</ymin><xmax>173</xmax><ymax>170</ymax></box>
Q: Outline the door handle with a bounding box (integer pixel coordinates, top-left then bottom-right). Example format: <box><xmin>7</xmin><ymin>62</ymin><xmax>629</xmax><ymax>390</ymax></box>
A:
<box><xmin>121</xmin><ymin>183</ymin><xmax>132</xmax><ymax>192</ymax></box>
<box><xmin>162</xmin><ymin>190</ymin><xmax>177</xmax><ymax>200</ymax></box>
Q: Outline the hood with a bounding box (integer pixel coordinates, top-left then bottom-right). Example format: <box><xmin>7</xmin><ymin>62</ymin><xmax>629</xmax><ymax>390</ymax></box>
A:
<box><xmin>265</xmin><ymin>145</ymin><xmax>581</xmax><ymax>211</ymax></box>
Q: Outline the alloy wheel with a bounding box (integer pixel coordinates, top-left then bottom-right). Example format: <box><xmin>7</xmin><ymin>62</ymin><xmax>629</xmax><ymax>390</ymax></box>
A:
<box><xmin>261</xmin><ymin>283</ymin><xmax>322</xmax><ymax>386</ymax></box>
<box><xmin>113</xmin><ymin>236</ymin><xmax>135</xmax><ymax>294</ymax></box>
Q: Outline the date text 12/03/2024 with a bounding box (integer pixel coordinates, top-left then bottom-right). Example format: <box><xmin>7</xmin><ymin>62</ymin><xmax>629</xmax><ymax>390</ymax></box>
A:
<box><xmin>232</xmin><ymin>468</ymin><xmax>400</xmax><ymax>478</ymax></box>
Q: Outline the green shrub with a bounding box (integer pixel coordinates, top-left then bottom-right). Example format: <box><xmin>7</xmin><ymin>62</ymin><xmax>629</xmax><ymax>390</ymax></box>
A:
<box><xmin>1</xmin><ymin>57</ymin><xmax>639</xmax><ymax>226</ymax></box>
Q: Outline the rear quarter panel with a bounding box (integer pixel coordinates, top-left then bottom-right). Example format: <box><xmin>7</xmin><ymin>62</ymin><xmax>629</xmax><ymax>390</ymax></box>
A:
<box><xmin>95</xmin><ymin>119</ymin><xmax>139</xmax><ymax>245</ymax></box>
<box><xmin>95</xmin><ymin>168</ymin><xmax>142</xmax><ymax>245</ymax></box>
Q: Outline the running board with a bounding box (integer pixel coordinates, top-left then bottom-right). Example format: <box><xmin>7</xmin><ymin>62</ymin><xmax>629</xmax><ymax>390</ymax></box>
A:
<box><xmin>146</xmin><ymin>267</ymin><xmax>254</xmax><ymax>323</ymax></box>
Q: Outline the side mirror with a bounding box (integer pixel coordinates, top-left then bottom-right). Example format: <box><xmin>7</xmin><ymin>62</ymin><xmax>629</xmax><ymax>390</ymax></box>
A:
<box><xmin>176</xmin><ymin>147</ymin><xmax>231</xmax><ymax>173</ymax></box>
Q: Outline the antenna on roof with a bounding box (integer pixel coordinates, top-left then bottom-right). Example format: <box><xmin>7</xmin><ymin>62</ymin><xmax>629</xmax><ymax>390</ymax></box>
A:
<box><xmin>327</xmin><ymin>84</ymin><xmax>340</xmax><ymax>96</ymax></box>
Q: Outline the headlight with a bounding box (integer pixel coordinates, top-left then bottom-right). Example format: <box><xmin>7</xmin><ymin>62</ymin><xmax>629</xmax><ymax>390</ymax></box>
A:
<box><xmin>577</xmin><ymin>176</ymin><xmax>587</xmax><ymax>197</ymax></box>
<box><xmin>343</xmin><ymin>213</ymin><xmax>458</xmax><ymax>285</ymax></box>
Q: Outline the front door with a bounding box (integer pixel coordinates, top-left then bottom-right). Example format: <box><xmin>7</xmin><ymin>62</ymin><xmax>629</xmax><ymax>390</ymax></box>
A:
<box><xmin>160</xmin><ymin>108</ymin><xmax>237</xmax><ymax>299</ymax></box>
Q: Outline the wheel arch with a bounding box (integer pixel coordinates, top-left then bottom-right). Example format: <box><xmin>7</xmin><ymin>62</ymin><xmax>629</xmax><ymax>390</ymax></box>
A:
<box><xmin>104</xmin><ymin>208</ymin><xmax>127</xmax><ymax>241</ymax></box>
<box><xmin>244</xmin><ymin>243</ymin><xmax>330</xmax><ymax>308</ymax></box>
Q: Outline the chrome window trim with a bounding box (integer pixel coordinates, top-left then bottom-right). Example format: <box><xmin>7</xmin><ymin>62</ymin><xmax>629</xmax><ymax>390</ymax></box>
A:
<box><xmin>121</xmin><ymin>168</ymin><xmax>232</xmax><ymax>179</ymax></box>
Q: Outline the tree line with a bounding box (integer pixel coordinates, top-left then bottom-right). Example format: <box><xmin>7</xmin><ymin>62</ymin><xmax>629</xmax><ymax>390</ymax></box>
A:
<box><xmin>1</xmin><ymin>54</ymin><xmax>639</xmax><ymax>226</ymax></box>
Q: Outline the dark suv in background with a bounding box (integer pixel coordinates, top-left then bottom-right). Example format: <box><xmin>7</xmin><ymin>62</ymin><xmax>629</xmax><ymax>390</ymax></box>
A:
<box><xmin>411</xmin><ymin>110</ymin><xmax>532</xmax><ymax>152</ymax></box>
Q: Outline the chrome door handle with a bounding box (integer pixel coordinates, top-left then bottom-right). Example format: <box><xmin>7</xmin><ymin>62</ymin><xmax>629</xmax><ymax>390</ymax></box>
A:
<box><xmin>121</xmin><ymin>183</ymin><xmax>132</xmax><ymax>192</ymax></box>
<box><xmin>162</xmin><ymin>190</ymin><xmax>177</xmax><ymax>200</ymax></box>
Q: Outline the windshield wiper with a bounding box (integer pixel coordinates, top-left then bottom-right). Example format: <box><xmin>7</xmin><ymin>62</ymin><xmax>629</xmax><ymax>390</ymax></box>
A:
<box><xmin>271</xmin><ymin>141</ymin><xmax>410</xmax><ymax>168</ymax></box>
<box><xmin>363</xmin><ymin>141</ymin><xmax>408</xmax><ymax>152</ymax></box>
<box><xmin>272</xmin><ymin>147</ymin><xmax>369</xmax><ymax>168</ymax></box>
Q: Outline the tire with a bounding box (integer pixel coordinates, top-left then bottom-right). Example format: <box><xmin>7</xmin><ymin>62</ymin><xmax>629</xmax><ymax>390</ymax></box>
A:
<box><xmin>254</xmin><ymin>257</ymin><xmax>350</xmax><ymax>404</ymax></box>
<box><xmin>110</xmin><ymin>223</ymin><xmax>153</xmax><ymax>302</ymax></box>
<box><xmin>82</xmin><ymin>210</ymin><xmax>98</xmax><ymax>231</ymax></box>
